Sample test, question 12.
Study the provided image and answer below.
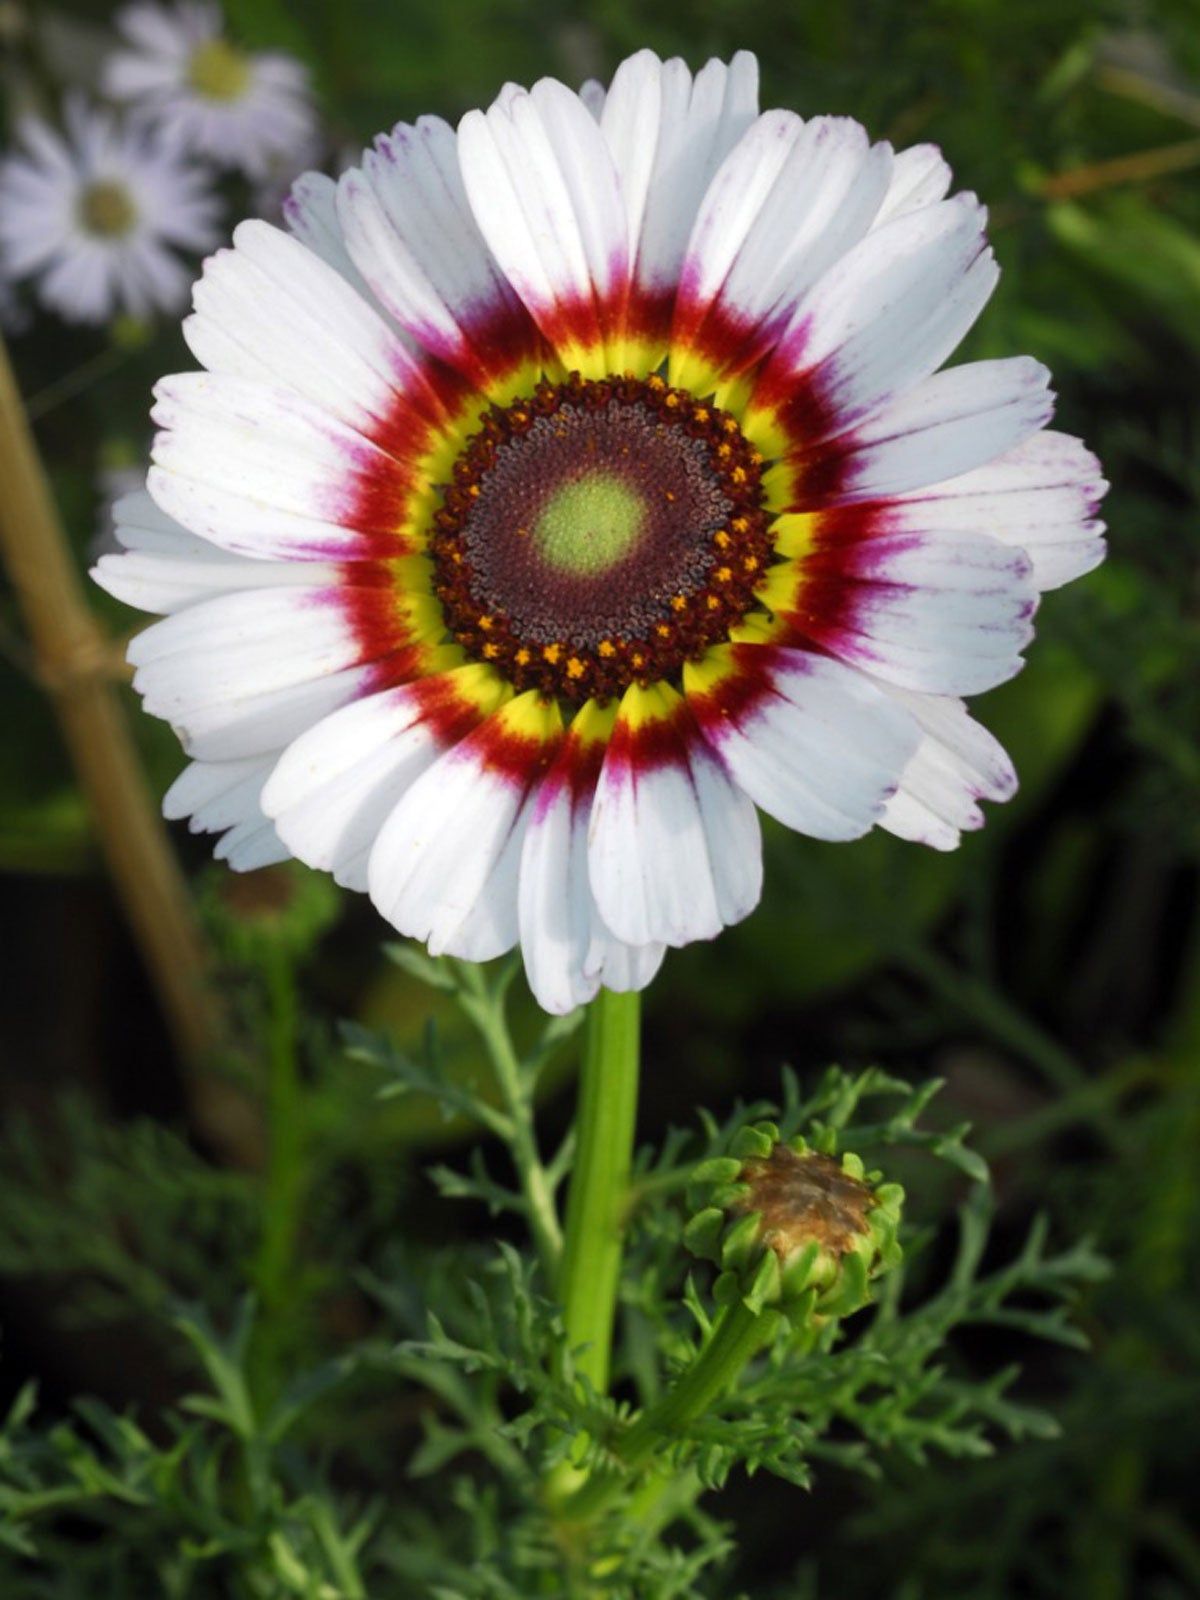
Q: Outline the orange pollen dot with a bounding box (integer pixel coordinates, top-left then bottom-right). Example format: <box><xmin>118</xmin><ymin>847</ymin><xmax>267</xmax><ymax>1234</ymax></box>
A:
<box><xmin>716</xmin><ymin>566</ymin><xmax>733</xmax><ymax>583</ymax></box>
<box><xmin>664</xmin><ymin>490</ymin><xmax>676</xmax><ymax>501</ymax></box>
<box><xmin>647</xmin><ymin>374</ymin><xmax>666</xmax><ymax>391</ymax></box>
<box><xmin>468</xmin><ymin>483</ymin><xmax>481</xmax><ymax>497</ymax></box>
<box><xmin>631</xmin><ymin>651</ymin><xmax>646</xmax><ymax>668</ymax></box>
<box><xmin>566</xmin><ymin>656</ymin><xmax>586</xmax><ymax>679</ymax></box>
<box><xmin>514</xmin><ymin>647</ymin><xmax>531</xmax><ymax>666</ymax></box>
<box><xmin>477</xmin><ymin>615</ymin><xmax>494</xmax><ymax>631</ymax></box>
<box><xmin>598</xmin><ymin>639</ymin><xmax>617</xmax><ymax>658</ymax></box>
<box><xmin>731</xmin><ymin>515</ymin><xmax>750</xmax><ymax>534</ymax></box>
<box><xmin>655</xmin><ymin>623</ymin><xmax>671</xmax><ymax>638</ymax></box>
<box><xmin>482</xmin><ymin>642</ymin><xmax>500</xmax><ymax>659</ymax></box>
<box><xmin>730</xmin><ymin>467</ymin><xmax>748</xmax><ymax>486</ymax></box>
<box><xmin>743</xmin><ymin>555</ymin><xmax>760</xmax><ymax>572</ymax></box>
<box><xmin>670</xmin><ymin>594</ymin><xmax>687</xmax><ymax>612</ymax></box>
<box><xmin>714</xmin><ymin>529</ymin><xmax>732</xmax><ymax>549</ymax></box>
<box><xmin>543</xmin><ymin>643</ymin><xmax>563</xmax><ymax>664</ymax></box>
<box><xmin>693</xmin><ymin>408</ymin><xmax>710</xmax><ymax>424</ymax></box>
<box><xmin>664</xmin><ymin>393</ymin><xmax>680</xmax><ymax>408</ymax></box>
<box><xmin>706</xmin><ymin>594</ymin><xmax>721</xmax><ymax>610</ymax></box>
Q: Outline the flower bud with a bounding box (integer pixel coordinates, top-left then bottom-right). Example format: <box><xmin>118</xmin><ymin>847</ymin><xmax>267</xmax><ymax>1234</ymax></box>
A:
<box><xmin>684</xmin><ymin>1121</ymin><xmax>903</xmax><ymax>1329</ymax></box>
<box><xmin>201</xmin><ymin>861</ymin><xmax>339</xmax><ymax>966</ymax></box>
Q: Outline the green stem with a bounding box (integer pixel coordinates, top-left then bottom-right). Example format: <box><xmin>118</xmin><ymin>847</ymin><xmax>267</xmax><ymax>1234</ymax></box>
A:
<box><xmin>558</xmin><ymin>988</ymin><xmax>641</xmax><ymax>1395</ymax></box>
<box><xmin>561</xmin><ymin>1300</ymin><xmax>773</xmax><ymax>1524</ymax></box>
<box><xmin>253</xmin><ymin>942</ymin><xmax>304</xmax><ymax>1388</ymax></box>
<box><xmin>457</xmin><ymin>964</ymin><xmax>563</xmax><ymax>1280</ymax></box>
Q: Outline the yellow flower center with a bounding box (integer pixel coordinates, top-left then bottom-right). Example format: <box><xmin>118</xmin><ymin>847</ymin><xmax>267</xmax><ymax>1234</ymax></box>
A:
<box><xmin>78</xmin><ymin>181</ymin><xmax>138</xmax><ymax>239</ymax></box>
<box><xmin>187</xmin><ymin>38</ymin><xmax>252</xmax><ymax>102</ymax></box>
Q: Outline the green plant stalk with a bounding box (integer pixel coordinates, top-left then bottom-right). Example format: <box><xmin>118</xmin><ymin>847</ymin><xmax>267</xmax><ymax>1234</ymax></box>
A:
<box><xmin>558</xmin><ymin>988</ymin><xmax>641</xmax><ymax>1396</ymax></box>
<box><xmin>252</xmin><ymin>942</ymin><xmax>304</xmax><ymax>1392</ymax></box>
<box><xmin>561</xmin><ymin>1299</ymin><xmax>775</xmax><ymax>1524</ymax></box>
<box><xmin>457</xmin><ymin>964</ymin><xmax>563</xmax><ymax>1280</ymax></box>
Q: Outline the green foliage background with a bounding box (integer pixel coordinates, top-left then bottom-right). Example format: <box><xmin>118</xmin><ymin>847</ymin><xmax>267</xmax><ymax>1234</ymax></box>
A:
<box><xmin>1</xmin><ymin>0</ymin><xmax>1199</xmax><ymax>1595</ymax></box>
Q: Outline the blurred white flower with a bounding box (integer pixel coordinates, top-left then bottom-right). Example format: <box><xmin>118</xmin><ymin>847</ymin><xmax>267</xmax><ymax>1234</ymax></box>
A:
<box><xmin>0</xmin><ymin>98</ymin><xmax>221</xmax><ymax>325</ymax></box>
<box><xmin>248</xmin><ymin>126</ymin><xmax>329</xmax><ymax>223</ymax></box>
<box><xmin>104</xmin><ymin>2</ymin><xmax>318</xmax><ymax>181</ymax></box>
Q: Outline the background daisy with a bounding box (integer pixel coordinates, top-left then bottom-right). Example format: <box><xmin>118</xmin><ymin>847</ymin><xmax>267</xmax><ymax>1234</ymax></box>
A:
<box><xmin>103</xmin><ymin>0</ymin><xmax>319</xmax><ymax>181</ymax></box>
<box><xmin>0</xmin><ymin>97</ymin><xmax>221</xmax><ymax>324</ymax></box>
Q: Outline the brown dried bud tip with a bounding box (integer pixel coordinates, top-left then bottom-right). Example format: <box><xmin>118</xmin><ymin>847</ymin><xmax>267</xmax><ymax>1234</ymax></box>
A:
<box><xmin>217</xmin><ymin>866</ymin><xmax>300</xmax><ymax>924</ymax></box>
<box><xmin>202</xmin><ymin>861</ymin><xmax>339</xmax><ymax>963</ymax></box>
<box><xmin>684</xmin><ymin>1123</ymin><xmax>905</xmax><ymax>1322</ymax></box>
<box><xmin>735</xmin><ymin>1145</ymin><xmax>874</xmax><ymax>1264</ymax></box>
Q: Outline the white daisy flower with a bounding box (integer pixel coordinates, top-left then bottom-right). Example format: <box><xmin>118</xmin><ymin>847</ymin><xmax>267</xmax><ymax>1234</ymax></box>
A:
<box><xmin>103</xmin><ymin>1</ymin><xmax>318</xmax><ymax>182</ymax></box>
<box><xmin>0</xmin><ymin>98</ymin><xmax>221</xmax><ymax>325</ymax></box>
<box><xmin>93</xmin><ymin>51</ymin><xmax>1107</xmax><ymax>1014</ymax></box>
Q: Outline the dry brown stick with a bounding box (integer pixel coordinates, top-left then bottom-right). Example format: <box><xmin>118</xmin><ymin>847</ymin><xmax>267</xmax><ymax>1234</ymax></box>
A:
<box><xmin>0</xmin><ymin>331</ymin><xmax>252</xmax><ymax>1152</ymax></box>
<box><xmin>1037</xmin><ymin>136</ymin><xmax>1200</xmax><ymax>200</ymax></box>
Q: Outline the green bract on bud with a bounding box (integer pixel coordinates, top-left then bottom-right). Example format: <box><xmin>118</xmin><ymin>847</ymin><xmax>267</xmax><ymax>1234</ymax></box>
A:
<box><xmin>684</xmin><ymin>1122</ymin><xmax>904</xmax><ymax>1329</ymax></box>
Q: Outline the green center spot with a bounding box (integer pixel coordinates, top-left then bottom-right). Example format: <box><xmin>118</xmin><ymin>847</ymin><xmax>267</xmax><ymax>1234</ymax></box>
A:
<box><xmin>79</xmin><ymin>181</ymin><xmax>138</xmax><ymax>238</ymax></box>
<box><xmin>532</xmin><ymin>474</ymin><xmax>646</xmax><ymax>577</ymax></box>
<box><xmin>187</xmin><ymin>38</ymin><xmax>252</xmax><ymax>102</ymax></box>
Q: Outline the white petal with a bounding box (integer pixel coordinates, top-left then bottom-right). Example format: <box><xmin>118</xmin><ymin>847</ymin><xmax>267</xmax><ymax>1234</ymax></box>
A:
<box><xmin>92</xmin><ymin>489</ymin><xmax>336</xmax><ymax>614</ymax></box>
<box><xmin>774</xmin><ymin>529</ymin><xmax>1038</xmax><ymax>694</ymax></box>
<box><xmin>171</xmin><ymin>663</ymin><xmax>385</xmax><ymax>763</ymax></box>
<box><xmin>673</xmin><ymin>113</ymin><xmax>892</xmax><ymax>380</ymax></box>
<box><xmin>126</xmin><ymin>586</ymin><xmax>411</xmax><ymax>757</ymax></box>
<box><xmin>587</xmin><ymin>685</ymin><xmax>762</xmax><ymax>949</ymax></box>
<box><xmin>887</xmin><ymin>429</ymin><xmax>1107</xmax><ymax>591</ymax></box>
<box><xmin>149</xmin><ymin>369</ymin><xmax>415</xmax><ymax>560</ymax></box>
<box><xmin>163</xmin><ymin>754</ymin><xmax>289</xmax><ymax>869</ymax></box>
<box><xmin>263</xmin><ymin>669</ymin><xmax>499</xmax><ymax>892</ymax></box>
<box><xmin>586</xmin><ymin>935</ymin><xmax>666</xmax><ymax>996</ymax></box>
<box><xmin>368</xmin><ymin>694</ymin><xmax>560</xmax><ymax>962</ymax></box>
<box><xmin>215</xmin><ymin>815</ymin><xmax>292</xmax><ymax>871</ymax></box>
<box><xmin>782</xmin><ymin>358</ymin><xmax>1056</xmax><ymax>506</ymax></box>
<box><xmin>876</xmin><ymin>685</ymin><xmax>1017</xmax><ymax>849</ymax></box>
<box><xmin>517</xmin><ymin>707</ymin><xmax>665</xmax><ymax>1013</ymax></box>
<box><xmin>601</xmin><ymin>50</ymin><xmax>759</xmax><ymax>298</ymax></box>
<box><xmin>338</xmin><ymin>115</ymin><xmax>534</xmax><ymax>386</ymax></box>
<box><xmin>282</xmin><ymin>169</ymin><xmax>377</xmax><ymax>298</ymax></box>
<box><xmin>687</xmin><ymin>645</ymin><xmax>919</xmax><ymax>841</ymax></box>
<box><xmin>185</xmin><ymin>220</ymin><xmax>443</xmax><ymax>438</ymax></box>
<box><xmin>457</xmin><ymin>78</ymin><xmax>629</xmax><ymax>364</ymax></box>
<box><xmin>757</xmin><ymin>195</ymin><xmax>997</xmax><ymax>441</ymax></box>
<box><xmin>873</xmin><ymin>144</ymin><xmax>952</xmax><ymax>225</ymax></box>
<box><xmin>519</xmin><ymin>755</ymin><xmax>601</xmax><ymax>1014</ymax></box>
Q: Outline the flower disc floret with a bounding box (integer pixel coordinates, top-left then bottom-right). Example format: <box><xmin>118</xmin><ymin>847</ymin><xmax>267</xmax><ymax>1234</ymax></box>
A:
<box><xmin>431</xmin><ymin>373</ymin><xmax>773</xmax><ymax>705</ymax></box>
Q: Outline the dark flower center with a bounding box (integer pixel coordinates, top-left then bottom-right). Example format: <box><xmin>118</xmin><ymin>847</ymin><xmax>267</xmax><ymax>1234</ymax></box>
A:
<box><xmin>431</xmin><ymin>374</ymin><xmax>773</xmax><ymax>704</ymax></box>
